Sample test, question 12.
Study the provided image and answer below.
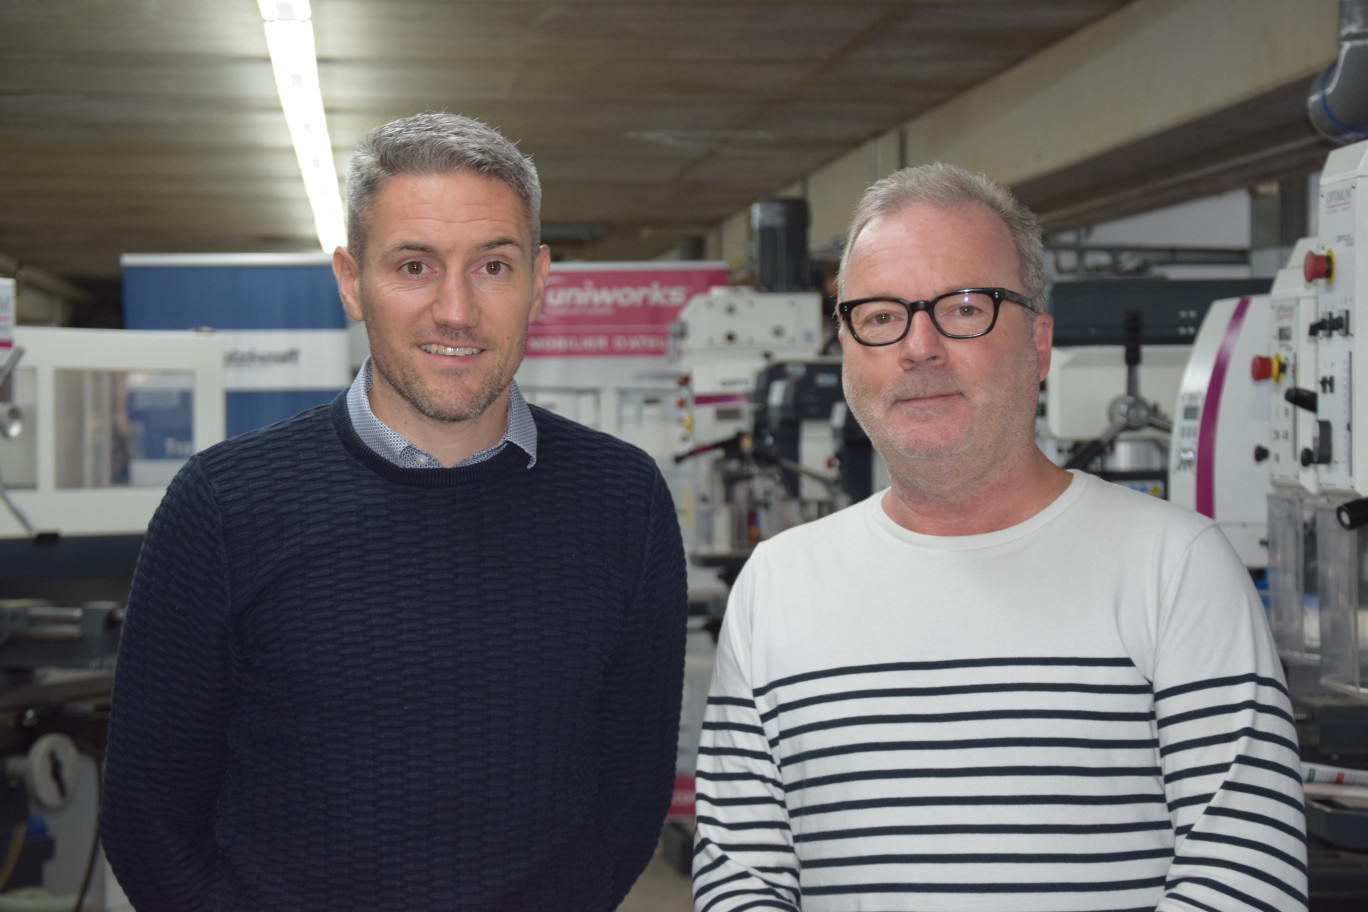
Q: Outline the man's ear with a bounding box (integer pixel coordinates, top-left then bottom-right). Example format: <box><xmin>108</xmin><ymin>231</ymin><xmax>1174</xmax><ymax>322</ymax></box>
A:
<box><xmin>334</xmin><ymin>247</ymin><xmax>364</xmax><ymax>323</ymax></box>
<box><xmin>528</xmin><ymin>244</ymin><xmax>551</xmax><ymax>324</ymax></box>
<box><xmin>1033</xmin><ymin>312</ymin><xmax>1054</xmax><ymax>383</ymax></box>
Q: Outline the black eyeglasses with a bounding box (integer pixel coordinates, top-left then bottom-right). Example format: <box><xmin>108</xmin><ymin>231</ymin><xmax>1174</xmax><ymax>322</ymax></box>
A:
<box><xmin>837</xmin><ymin>287</ymin><xmax>1034</xmax><ymax>346</ymax></box>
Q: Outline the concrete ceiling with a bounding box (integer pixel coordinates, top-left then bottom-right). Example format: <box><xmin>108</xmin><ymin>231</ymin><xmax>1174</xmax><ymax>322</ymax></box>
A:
<box><xmin>0</xmin><ymin>0</ymin><xmax>1346</xmax><ymax>328</ymax></box>
<box><xmin>0</xmin><ymin>0</ymin><xmax>1340</xmax><ymax>322</ymax></box>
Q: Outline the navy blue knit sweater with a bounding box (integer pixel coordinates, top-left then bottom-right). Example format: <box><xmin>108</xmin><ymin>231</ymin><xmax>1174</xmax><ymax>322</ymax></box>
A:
<box><xmin>100</xmin><ymin>395</ymin><xmax>689</xmax><ymax>911</ymax></box>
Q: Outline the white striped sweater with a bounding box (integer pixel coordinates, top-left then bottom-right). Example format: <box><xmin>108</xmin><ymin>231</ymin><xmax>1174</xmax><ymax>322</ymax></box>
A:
<box><xmin>693</xmin><ymin>472</ymin><xmax>1306</xmax><ymax>912</ymax></box>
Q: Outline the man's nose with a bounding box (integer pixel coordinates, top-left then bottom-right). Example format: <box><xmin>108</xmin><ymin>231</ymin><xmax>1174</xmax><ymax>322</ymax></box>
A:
<box><xmin>897</xmin><ymin>309</ymin><xmax>945</xmax><ymax>363</ymax></box>
<box><xmin>432</xmin><ymin>273</ymin><xmax>479</xmax><ymax>327</ymax></box>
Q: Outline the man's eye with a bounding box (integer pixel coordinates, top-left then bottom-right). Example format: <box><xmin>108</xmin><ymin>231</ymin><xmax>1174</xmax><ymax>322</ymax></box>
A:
<box><xmin>402</xmin><ymin>262</ymin><xmax>425</xmax><ymax>275</ymax></box>
<box><xmin>483</xmin><ymin>261</ymin><xmax>507</xmax><ymax>276</ymax></box>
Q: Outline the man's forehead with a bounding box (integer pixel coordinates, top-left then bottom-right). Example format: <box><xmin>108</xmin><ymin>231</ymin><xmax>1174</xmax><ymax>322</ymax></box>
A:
<box><xmin>853</xmin><ymin>202</ymin><xmax>1013</xmax><ymax>260</ymax></box>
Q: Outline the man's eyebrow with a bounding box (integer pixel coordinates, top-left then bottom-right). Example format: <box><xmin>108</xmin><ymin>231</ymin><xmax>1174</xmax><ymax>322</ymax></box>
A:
<box><xmin>386</xmin><ymin>241</ymin><xmax>439</xmax><ymax>256</ymax></box>
<box><xmin>384</xmin><ymin>237</ymin><xmax>527</xmax><ymax>256</ymax></box>
<box><xmin>480</xmin><ymin>235</ymin><xmax>526</xmax><ymax>253</ymax></box>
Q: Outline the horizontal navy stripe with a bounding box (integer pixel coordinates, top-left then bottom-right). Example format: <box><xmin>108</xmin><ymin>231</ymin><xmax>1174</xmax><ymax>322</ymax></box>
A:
<box><xmin>784</xmin><ymin>735</ymin><xmax>1158</xmax><ymax>765</ymax></box>
<box><xmin>1224</xmin><ymin>780</ymin><xmax>1305</xmax><ymax>812</ymax></box>
<box><xmin>1155</xmin><ymin>673</ymin><xmax>1290</xmax><ymax>703</ymax></box>
<box><xmin>779</xmin><ymin>707</ymin><xmax>1153</xmax><ymax>742</ymax></box>
<box><xmin>1234</xmin><ymin>754</ymin><xmax>1303</xmax><ymax>783</ymax></box>
<box><xmin>702</xmin><ymin>720</ymin><xmax>766</xmax><ymax>735</ymax></box>
<box><xmin>1169</xmin><ymin>872</ymin><xmax>1301</xmax><ymax>912</ymax></box>
<box><xmin>696</xmin><ymin>769</ymin><xmax>784</xmax><ymax>790</ymax></box>
<box><xmin>708</xmin><ymin>694</ymin><xmax>756</xmax><ymax>709</ymax></box>
<box><xmin>1164</xmin><ymin>891</ymin><xmax>1225</xmax><ymax>912</ymax></box>
<box><xmin>699</xmin><ymin>885</ymin><xmax>796</xmax><ymax>912</ymax></box>
<box><xmin>1170</xmin><ymin>791</ymin><xmax>1216</xmax><ymax>813</ymax></box>
<box><xmin>693</xmin><ymin>869</ymin><xmax>747</xmax><ymax>899</ymax></box>
<box><xmin>802</xmin><ymin>847</ymin><xmax>1173</xmax><ymax>867</ymax></box>
<box><xmin>1165</xmin><ymin>760</ymin><xmax>1232</xmax><ymax>784</ymax></box>
<box><xmin>700</xmin><ymin>840</ymin><xmax>795</xmax><ymax>855</ymax></box>
<box><xmin>1160</xmin><ymin>726</ymin><xmax>1299</xmax><ymax>758</ymax></box>
<box><xmin>803</xmin><ymin>874</ymin><xmax>1168</xmax><ymax>895</ymax></box>
<box><xmin>697</xmin><ymin>745</ymin><xmax>775</xmax><ymax>762</ymax></box>
<box><xmin>697</xmin><ymin>793</ymin><xmax>785</xmax><ymax>808</ymax></box>
<box><xmin>791</xmin><ymin>792</ymin><xmax>1167</xmax><ymax>818</ymax></box>
<box><xmin>1205</xmin><ymin>806</ymin><xmax>1307</xmax><ymax>843</ymax></box>
<box><xmin>1164</xmin><ymin>753</ymin><xmax>1303</xmax><ymax>786</ymax></box>
<box><xmin>702</xmin><ymin>896</ymin><xmax>795</xmax><ymax>912</ymax></box>
<box><xmin>763</xmin><ymin>680</ymin><xmax>1153</xmax><ymax>721</ymax></box>
<box><xmin>793</xmin><ymin>819</ymin><xmax>1172</xmax><ymax>843</ymax></box>
<box><xmin>755</xmin><ymin>656</ymin><xmax>1138</xmax><ymax>698</ymax></box>
<box><xmin>1156</xmin><ymin>699</ymin><xmax>1295</xmax><ymax>730</ymax></box>
<box><xmin>787</xmin><ymin>764</ymin><xmax>1161</xmax><ymax>792</ymax></box>
<box><xmin>1184</xmin><ymin>830</ymin><xmax>1307</xmax><ymax>874</ymax></box>
<box><xmin>694</xmin><ymin>814</ymin><xmax>791</xmax><ymax>833</ymax></box>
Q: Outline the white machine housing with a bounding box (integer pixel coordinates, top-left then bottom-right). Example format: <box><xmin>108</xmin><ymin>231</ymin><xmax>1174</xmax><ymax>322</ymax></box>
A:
<box><xmin>1262</xmin><ymin>238</ymin><xmax>1322</xmax><ymax>667</ymax></box>
<box><xmin>1168</xmin><ymin>295</ymin><xmax>1272</xmax><ymax>568</ymax></box>
<box><xmin>1307</xmin><ymin>139</ymin><xmax>1368</xmax><ymax>697</ymax></box>
<box><xmin>669</xmin><ymin>287</ymin><xmax>825</xmax><ymax>571</ymax></box>
<box><xmin>0</xmin><ymin>327</ymin><xmax>225</xmax><ymax>538</ymax></box>
<box><xmin>1043</xmin><ymin>344</ymin><xmax>1189</xmax><ymax>491</ymax></box>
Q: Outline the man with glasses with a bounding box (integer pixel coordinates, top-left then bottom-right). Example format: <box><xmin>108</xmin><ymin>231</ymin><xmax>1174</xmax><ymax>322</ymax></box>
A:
<box><xmin>692</xmin><ymin>163</ymin><xmax>1306</xmax><ymax>911</ymax></box>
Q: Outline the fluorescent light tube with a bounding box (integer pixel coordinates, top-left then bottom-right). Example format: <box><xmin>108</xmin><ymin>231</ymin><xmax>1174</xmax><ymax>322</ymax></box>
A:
<box><xmin>259</xmin><ymin>0</ymin><xmax>346</xmax><ymax>252</ymax></box>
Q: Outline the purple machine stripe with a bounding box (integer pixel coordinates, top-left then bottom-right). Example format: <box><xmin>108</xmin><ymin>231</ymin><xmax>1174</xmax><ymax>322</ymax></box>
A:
<box><xmin>1196</xmin><ymin>296</ymin><xmax>1251</xmax><ymax>518</ymax></box>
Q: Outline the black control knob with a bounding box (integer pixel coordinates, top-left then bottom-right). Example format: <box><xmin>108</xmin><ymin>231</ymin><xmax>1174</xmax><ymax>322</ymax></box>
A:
<box><xmin>1339</xmin><ymin>498</ymin><xmax>1368</xmax><ymax>531</ymax></box>
<box><xmin>1285</xmin><ymin>387</ymin><xmax>1318</xmax><ymax>413</ymax></box>
<box><xmin>1253</xmin><ymin>445</ymin><xmax>1270</xmax><ymax>463</ymax></box>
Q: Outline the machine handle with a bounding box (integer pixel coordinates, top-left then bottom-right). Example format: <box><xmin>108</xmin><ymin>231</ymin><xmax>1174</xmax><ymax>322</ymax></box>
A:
<box><xmin>1338</xmin><ymin>497</ymin><xmax>1368</xmax><ymax>531</ymax></box>
<box><xmin>1285</xmin><ymin>387</ymin><xmax>1318</xmax><ymax>413</ymax></box>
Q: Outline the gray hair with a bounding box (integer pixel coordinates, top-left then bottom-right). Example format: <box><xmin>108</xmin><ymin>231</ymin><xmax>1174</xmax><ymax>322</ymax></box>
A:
<box><xmin>344</xmin><ymin>111</ymin><xmax>542</xmax><ymax>263</ymax></box>
<box><xmin>837</xmin><ymin>162</ymin><xmax>1045</xmax><ymax>312</ymax></box>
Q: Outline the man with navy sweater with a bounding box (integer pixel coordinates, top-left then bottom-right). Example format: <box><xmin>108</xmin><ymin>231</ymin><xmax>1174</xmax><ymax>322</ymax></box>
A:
<box><xmin>100</xmin><ymin>111</ymin><xmax>689</xmax><ymax>911</ymax></box>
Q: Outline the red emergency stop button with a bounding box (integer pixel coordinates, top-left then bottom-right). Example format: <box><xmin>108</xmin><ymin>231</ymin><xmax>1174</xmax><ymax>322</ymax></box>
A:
<box><xmin>1305</xmin><ymin>250</ymin><xmax>1333</xmax><ymax>283</ymax></box>
<box><xmin>1251</xmin><ymin>355</ymin><xmax>1274</xmax><ymax>381</ymax></box>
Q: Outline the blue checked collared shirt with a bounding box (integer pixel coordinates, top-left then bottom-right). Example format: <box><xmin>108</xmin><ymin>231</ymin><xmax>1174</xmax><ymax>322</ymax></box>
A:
<box><xmin>345</xmin><ymin>357</ymin><xmax>537</xmax><ymax>469</ymax></box>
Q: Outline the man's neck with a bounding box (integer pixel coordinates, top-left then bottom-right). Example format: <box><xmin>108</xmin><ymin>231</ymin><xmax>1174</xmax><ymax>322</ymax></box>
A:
<box><xmin>370</xmin><ymin>389</ymin><xmax>511</xmax><ymax>469</ymax></box>
<box><xmin>881</xmin><ymin>448</ymin><xmax>1072</xmax><ymax>536</ymax></box>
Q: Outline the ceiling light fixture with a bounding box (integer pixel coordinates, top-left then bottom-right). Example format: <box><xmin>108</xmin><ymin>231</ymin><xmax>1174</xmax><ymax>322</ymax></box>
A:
<box><xmin>258</xmin><ymin>0</ymin><xmax>346</xmax><ymax>252</ymax></box>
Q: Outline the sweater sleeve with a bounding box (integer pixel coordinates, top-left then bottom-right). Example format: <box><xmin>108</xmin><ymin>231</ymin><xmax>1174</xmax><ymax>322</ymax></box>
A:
<box><xmin>99</xmin><ymin>457</ymin><xmax>236</xmax><ymax>911</ymax></box>
<box><xmin>1151</xmin><ymin>525</ymin><xmax>1308</xmax><ymax>911</ymax></box>
<box><xmin>692</xmin><ymin>555</ymin><xmax>800</xmax><ymax>912</ymax></box>
<box><xmin>600</xmin><ymin>468</ymin><xmax>690</xmax><ymax>906</ymax></box>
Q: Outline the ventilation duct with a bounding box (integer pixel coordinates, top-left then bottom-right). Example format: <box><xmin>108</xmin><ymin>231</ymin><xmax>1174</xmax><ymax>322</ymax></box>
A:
<box><xmin>1308</xmin><ymin>0</ymin><xmax>1368</xmax><ymax>143</ymax></box>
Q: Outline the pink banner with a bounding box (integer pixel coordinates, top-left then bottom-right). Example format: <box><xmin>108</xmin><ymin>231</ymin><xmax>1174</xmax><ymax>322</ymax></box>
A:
<box><xmin>526</xmin><ymin>263</ymin><xmax>730</xmax><ymax>357</ymax></box>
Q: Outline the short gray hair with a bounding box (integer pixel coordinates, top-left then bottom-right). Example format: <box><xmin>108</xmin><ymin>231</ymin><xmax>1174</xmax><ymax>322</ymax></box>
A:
<box><xmin>344</xmin><ymin>111</ymin><xmax>542</xmax><ymax>263</ymax></box>
<box><xmin>837</xmin><ymin>162</ymin><xmax>1045</xmax><ymax>312</ymax></box>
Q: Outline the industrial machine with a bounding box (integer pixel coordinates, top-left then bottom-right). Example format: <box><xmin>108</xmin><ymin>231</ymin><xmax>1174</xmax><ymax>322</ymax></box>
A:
<box><xmin>1167</xmin><ymin>294</ymin><xmax>1273</xmax><ymax>569</ymax></box>
<box><xmin>0</xmin><ymin>317</ymin><xmax>224</xmax><ymax>907</ymax></box>
<box><xmin>1044</xmin><ymin>312</ymin><xmax>1185</xmax><ymax>498</ymax></box>
<box><xmin>1257</xmin><ymin>238</ymin><xmax>1322</xmax><ymax>681</ymax></box>
<box><xmin>668</xmin><ymin>285</ymin><xmax>829</xmax><ymax>594</ymax></box>
<box><xmin>1302</xmin><ymin>139</ymin><xmax>1368</xmax><ymax>701</ymax></box>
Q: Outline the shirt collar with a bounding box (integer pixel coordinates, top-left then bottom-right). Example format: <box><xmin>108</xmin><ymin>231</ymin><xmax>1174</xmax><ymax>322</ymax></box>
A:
<box><xmin>345</xmin><ymin>357</ymin><xmax>537</xmax><ymax>469</ymax></box>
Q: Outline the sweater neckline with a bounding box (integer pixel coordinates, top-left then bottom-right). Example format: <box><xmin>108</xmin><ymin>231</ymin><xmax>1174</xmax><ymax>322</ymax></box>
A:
<box><xmin>329</xmin><ymin>394</ymin><xmax>529</xmax><ymax>488</ymax></box>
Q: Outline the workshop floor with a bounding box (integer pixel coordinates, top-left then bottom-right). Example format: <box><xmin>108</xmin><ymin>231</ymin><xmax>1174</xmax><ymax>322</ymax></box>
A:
<box><xmin>619</xmin><ymin>837</ymin><xmax>692</xmax><ymax>912</ymax></box>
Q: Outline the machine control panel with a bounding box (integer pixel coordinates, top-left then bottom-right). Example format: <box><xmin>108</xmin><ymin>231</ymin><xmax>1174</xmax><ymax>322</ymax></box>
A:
<box><xmin>1310</xmin><ymin>141</ymin><xmax>1368</xmax><ymax>496</ymax></box>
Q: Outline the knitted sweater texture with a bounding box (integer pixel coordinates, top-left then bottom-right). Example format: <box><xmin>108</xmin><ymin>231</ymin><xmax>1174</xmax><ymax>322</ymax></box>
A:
<box><xmin>100</xmin><ymin>395</ymin><xmax>689</xmax><ymax>911</ymax></box>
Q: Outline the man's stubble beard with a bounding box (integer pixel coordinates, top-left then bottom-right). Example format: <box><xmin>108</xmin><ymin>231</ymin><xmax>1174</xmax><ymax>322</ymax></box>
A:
<box><xmin>370</xmin><ymin>321</ymin><xmax>528</xmax><ymax>425</ymax></box>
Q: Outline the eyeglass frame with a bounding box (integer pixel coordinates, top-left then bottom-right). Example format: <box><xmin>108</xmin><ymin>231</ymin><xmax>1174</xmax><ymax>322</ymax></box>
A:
<box><xmin>836</xmin><ymin>287</ymin><xmax>1035</xmax><ymax>345</ymax></box>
